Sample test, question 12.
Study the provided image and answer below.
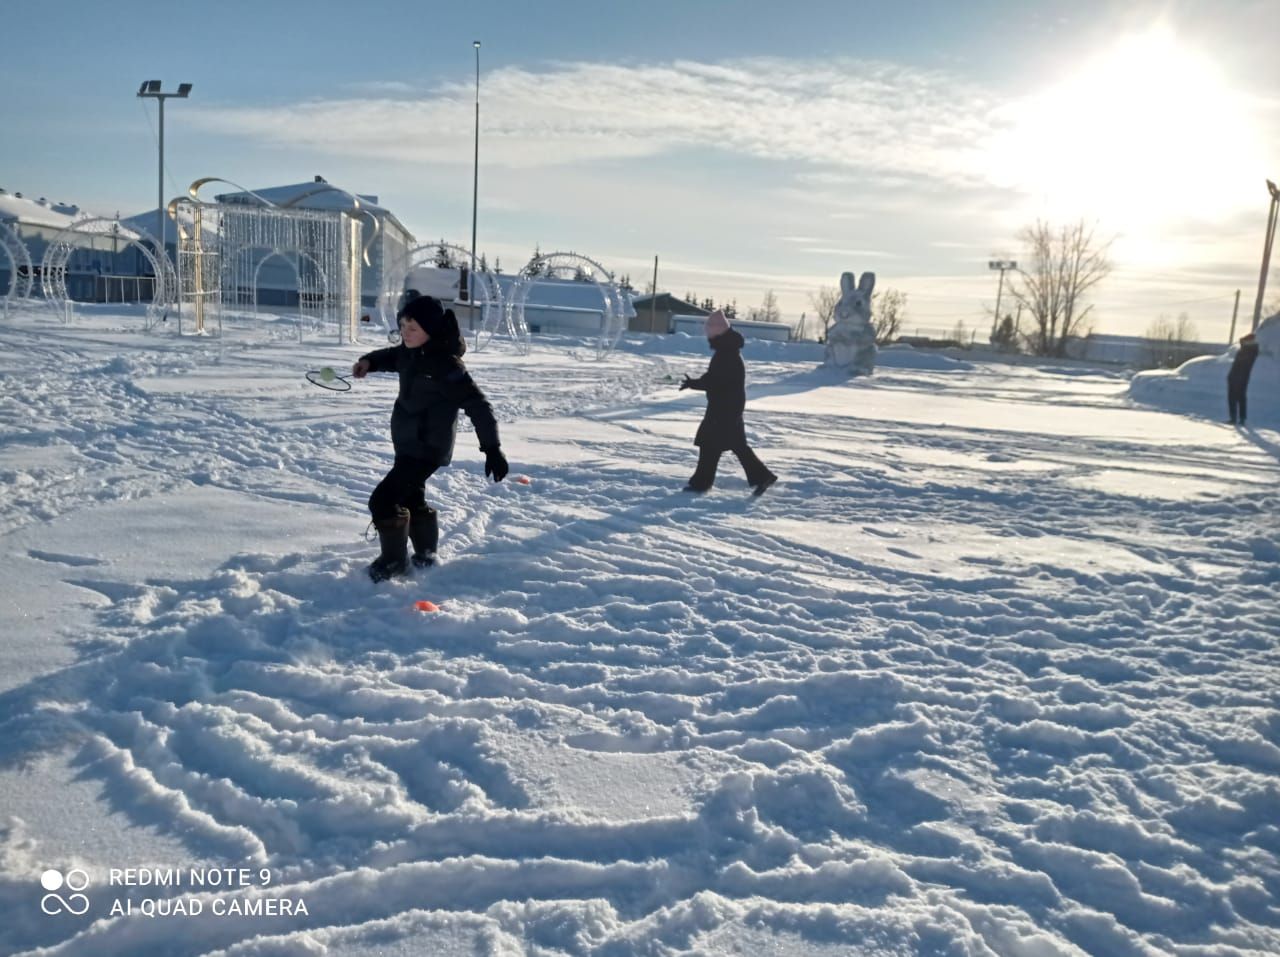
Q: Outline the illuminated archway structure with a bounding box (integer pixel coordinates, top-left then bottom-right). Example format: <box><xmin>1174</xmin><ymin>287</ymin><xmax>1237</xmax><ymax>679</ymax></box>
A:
<box><xmin>390</xmin><ymin>241</ymin><xmax>513</xmax><ymax>353</ymax></box>
<box><xmin>39</xmin><ymin>216</ymin><xmax>176</xmax><ymax>328</ymax></box>
<box><xmin>511</xmin><ymin>252</ymin><xmax>629</xmax><ymax>358</ymax></box>
<box><xmin>168</xmin><ymin>178</ymin><xmax>368</xmax><ymax>341</ymax></box>
<box><xmin>1</xmin><ymin>219</ymin><xmax>34</xmax><ymax>315</ymax></box>
<box><xmin>250</xmin><ymin>248</ymin><xmax>332</xmax><ymax>326</ymax></box>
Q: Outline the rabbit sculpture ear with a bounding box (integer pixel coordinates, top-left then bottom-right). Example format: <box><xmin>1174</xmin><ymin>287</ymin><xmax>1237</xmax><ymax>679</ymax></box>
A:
<box><xmin>858</xmin><ymin>272</ymin><xmax>876</xmax><ymax>298</ymax></box>
<box><xmin>840</xmin><ymin>271</ymin><xmax>858</xmax><ymax>295</ymax></box>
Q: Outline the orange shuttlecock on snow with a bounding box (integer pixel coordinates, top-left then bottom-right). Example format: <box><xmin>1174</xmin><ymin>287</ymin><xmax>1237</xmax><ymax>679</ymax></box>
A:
<box><xmin>516</xmin><ymin>475</ymin><xmax>531</xmax><ymax>485</ymax></box>
<box><xmin>413</xmin><ymin>600</ymin><xmax>439</xmax><ymax>612</ymax></box>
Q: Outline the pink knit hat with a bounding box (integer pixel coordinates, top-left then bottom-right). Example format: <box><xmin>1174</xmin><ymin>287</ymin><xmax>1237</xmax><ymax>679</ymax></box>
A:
<box><xmin>705</xmin><ymin>309</ymin><xmax>731</xmax><ymax>338</ymax></box>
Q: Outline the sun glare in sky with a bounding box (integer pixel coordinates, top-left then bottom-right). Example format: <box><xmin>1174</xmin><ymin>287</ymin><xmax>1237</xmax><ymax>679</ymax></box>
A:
<box><xmin>989</xmin><ymin>25</ymin><xmax>1263</xmax><ymax>234</ymax></box>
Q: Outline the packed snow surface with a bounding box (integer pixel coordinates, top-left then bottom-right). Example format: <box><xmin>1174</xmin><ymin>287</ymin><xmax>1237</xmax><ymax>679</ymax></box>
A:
<box><xmin>0</xmin><ymin>304</ymin><xmax>1277</xmax><ymax>956</ymax></box>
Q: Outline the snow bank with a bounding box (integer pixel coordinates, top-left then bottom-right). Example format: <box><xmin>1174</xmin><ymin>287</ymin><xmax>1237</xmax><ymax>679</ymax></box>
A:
<box><xmin>0</xmin><ymin>304</ymin><xmax>1277</xmax><ymax>956</ymax></box>
<box><xmin>1129</xmin><ymin>312</ymin><xmax>1279</xmax><ymax>426</ymax></box>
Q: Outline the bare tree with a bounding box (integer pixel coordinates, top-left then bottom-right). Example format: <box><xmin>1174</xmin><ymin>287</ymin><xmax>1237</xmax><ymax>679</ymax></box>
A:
<box><xmin>871</xmin><ymin>288</ymin><xmax>907</xmax><ymax>345</ymax></box>
<box><xmin>749</xmin><ymin>289</ymin><xmax>781</xmax><ymax>323</ymax></box>
<box><xmin>1144</xmin><ymin>313</ymin><xmax>1199</xmax><ymax>369</ymax></box>
<box><xmin>808</xmin><ymin>286</ymin><xmax>839</xmax><ymax>341</ymax></box>
<box><xmin>1010</xmin><ymin>219</ymin><xmax>1112</xmax><ymax>357</ymax></box>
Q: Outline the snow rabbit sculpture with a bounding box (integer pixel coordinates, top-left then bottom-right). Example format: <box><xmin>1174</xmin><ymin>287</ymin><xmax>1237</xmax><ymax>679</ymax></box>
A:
<box><xmin>825</xmin><ymin>271</ymin><xmax>877</xmax><ymax>376</ymax></box>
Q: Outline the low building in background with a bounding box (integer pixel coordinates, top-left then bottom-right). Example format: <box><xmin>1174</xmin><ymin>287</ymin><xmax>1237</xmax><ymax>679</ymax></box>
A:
<box><xmin>630</xmin><ymin>293</ymin><xmax>708</xmax><ymax>333</ymax></box>
<box><xmin>672</xmin><ymin>313</ymin><xmax>792</xmax><ymax>342</ymax></box>
<box><xmin>1065</xmin><ymin>332</ymin><xmax>1225</xmax><ymax>367</ymax></box>
<box><xmin>1</xmin><ymin>189</ymin><xmax>157</xmax><ymax>302</ymax></box>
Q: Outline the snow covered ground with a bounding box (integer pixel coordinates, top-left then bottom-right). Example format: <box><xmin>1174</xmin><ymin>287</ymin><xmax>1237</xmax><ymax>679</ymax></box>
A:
<box><xmin>1</xmin><ymin>303</ymin><xmax>1277</xmax><ymax>957</ymax></box>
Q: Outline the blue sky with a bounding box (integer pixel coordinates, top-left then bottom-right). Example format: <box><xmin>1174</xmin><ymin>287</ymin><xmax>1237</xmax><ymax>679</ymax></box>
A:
<box><xmin>4</xmin><ymin>0</ymin><xmax>1277</xmax><ymax>337</ymax></box>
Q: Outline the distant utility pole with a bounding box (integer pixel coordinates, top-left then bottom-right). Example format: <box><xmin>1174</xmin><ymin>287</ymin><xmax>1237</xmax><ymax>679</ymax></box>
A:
<box><xmin>1250</xmin><ymin>179</ymin><xmax>1279</xmax><ymax>332</ymax></box>
<box><xmin>469</xmin><ymin>40</ymin><xmax>481</xmax><ymax>331</ymax></box>
<box><xmin>650</xmin><ymin>255</ymin><xmax>659</xmax><ymax>332</ymax></box>
<box><xmin>988</xmin><ymin>259</ymin><xmax>1017</xmax><ymax>338</ymax></box>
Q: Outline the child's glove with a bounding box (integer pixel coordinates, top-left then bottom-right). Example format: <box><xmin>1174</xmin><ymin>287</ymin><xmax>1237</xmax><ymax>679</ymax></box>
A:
<box><xmin>352</xmin><ymin>358</ymin><xmax>371</xmax><ymax>378</ymax></box>
<box><xmin>483</xmin><ymin>447</ymin><xmax>509</xmax><ymax>482</ymax></box>
<box><xmin>679</xmin><ymin>375</ymin><xmax>693</xmax><ymax>390</ymax></box>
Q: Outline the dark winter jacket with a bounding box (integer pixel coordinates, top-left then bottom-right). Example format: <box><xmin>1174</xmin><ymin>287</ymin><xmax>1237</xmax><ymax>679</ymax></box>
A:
<box><xmin>360</xmin><ymin>333</ymin><xmax>499</xmax><ymax>466</ymax></box>
<box><xmin>685</xmin><ymin>328</ymin><xmax>748</xmax><ymax>452</ymax></box>
<box><xmin>1228</xmin><ymin>340</ymin><xmax>1259</xmax><ymax>386</ymax></box>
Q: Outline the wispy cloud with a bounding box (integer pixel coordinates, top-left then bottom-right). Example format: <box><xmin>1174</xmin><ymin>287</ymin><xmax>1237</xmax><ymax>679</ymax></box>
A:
<box><xmin>188</xmin><ymin>56</ymin><xmax>1001</xmax><ymax>185</ymax></box>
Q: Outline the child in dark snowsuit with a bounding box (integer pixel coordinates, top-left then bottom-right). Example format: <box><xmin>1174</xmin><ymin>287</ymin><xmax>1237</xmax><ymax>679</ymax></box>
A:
<box><xmin>680</xmin><ymin>310</ymin><xmax>778</xmax><ymax>495</ymax></box>
<box><xmin>1227</xmin><ymin>332</ymin><xmax>1259</xmax><ymax>425</ymax></box>
<box><xmin>352</xmin><ymin>295</ymin><xmax>508</xmax><ymax>581</ymax></box>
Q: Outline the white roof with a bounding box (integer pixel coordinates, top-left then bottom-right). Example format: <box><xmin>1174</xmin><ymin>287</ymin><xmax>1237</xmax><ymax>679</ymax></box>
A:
<box><xmin>211</xmin><ymin>178</ymin><xmax>415</xmax><ymax>242</ymax></box>
<box><xmin>0</xmin><ymin>191</ymin><xmax>83</xmax><ymax>229</ymax></box>
<box><xmin>119</xmin><ymin>208</ymin><xmax>202</xmax><ymax>241</ymax></box>
<box><xmin>214</xmin><ymin>180</ymin><xmax>387</xmax><ymax>216</ymax></box>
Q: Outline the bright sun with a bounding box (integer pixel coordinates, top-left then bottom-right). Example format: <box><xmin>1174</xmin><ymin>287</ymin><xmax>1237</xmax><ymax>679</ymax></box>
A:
<box><xmin>990</xmin><ymin>25</ymin><xmax>1264</xmax><ymax>230</ymax></box>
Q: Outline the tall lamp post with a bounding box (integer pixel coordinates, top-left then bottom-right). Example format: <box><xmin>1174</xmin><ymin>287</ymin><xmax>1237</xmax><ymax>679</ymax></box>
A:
<box><xmin>469</xmin><ymin>41</ymin><xmax>481</xmax><ymax>330</ymax></box>
<box><xmin>136</xmin><ymin>80</ymin><xmax>192</xmax><ymax>263</ymax></box>
<box><xmin>1250</xmin><ymin>179</ymin><xmax>1279</xmax><ymax>333</ymax></box>
<box><xmin>988</xmin><ymin>259</ymin><xmax>1017</xmax><ymax>340</ymax></box>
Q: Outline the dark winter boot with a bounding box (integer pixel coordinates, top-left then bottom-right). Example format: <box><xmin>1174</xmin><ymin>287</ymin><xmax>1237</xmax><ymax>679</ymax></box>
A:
<box><xmin>752</xmin><ymin>472</ymin><xmax>778</xmax><ymax>497</ymax></box>
<box><xmin>408</xmin><ymin>505</ymin><xmax>439</xmax><ymax>568</ymax></box>
<box><xmin>368</xmin><ymin>508</ymin><xmax>410</xmax><ymax>582</ymax></box>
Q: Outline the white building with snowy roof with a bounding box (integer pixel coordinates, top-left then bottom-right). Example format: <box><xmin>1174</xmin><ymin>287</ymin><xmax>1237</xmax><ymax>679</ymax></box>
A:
<box><xmin>0</xmin><ymin>188</ymin><xmax>157</xmax><ymax>303</ymax></box>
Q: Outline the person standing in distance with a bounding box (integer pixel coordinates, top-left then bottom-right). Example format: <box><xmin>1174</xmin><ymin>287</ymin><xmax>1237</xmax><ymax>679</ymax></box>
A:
<box><xmin>680</xmin><ymin>309</ymin><xmax>778</xmax><ymax>495</ymax></box>
<box><xmin>1227</xmin><ymin>332</ymin><xmax>1259</xmax><ymax>426</ymax></box>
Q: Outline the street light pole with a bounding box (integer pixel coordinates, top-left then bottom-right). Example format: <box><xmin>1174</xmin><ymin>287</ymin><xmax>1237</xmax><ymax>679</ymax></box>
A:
<box><xmin>469</xmin><ymin>41</ymin><xmax>481</xmax><ymax>330</ymax></box>
<box><xmin>1250</xmin><ymin>179</ymin><xmax>1279</xmax><ymax>333</ymax></box>
<box><xmin>988</xmin><ymin>259</ymin><xmax>1017</xmax><ymax>341</ymax></box>
<box><xmin>136</xmin><ymin>80</ymin><xmax>192</xmax><ymax>265</ymax></box>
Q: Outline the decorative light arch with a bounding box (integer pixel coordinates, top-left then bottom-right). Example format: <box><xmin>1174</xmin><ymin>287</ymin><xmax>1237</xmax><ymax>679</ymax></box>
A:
<box><xmin>250</xmin><ymin>248</ymin><xmax>332</xmax><ymax>334</ymax></box>
<box><xmin>168</xmin><ymin>177</ymin><xmax>363</xmax><ymax>341</ymax></box>
<box><xmin>511</xmin><ymin>251</ymin><xmax>629</xmax><ymax>358</ymax></box>
<box><xmin>39</xmin><ymin>216</ymin><xmax>176</xmax><ymax>328</ymax></box>
<box><xmin>387</xmin><ymin>241</ymin><xmax>516</xmax><ymax>352</ymax></box>
<box><xmin>1</xmin><ymin>220</ymin><xmax>34</xmax><ymax>315</ymax></box>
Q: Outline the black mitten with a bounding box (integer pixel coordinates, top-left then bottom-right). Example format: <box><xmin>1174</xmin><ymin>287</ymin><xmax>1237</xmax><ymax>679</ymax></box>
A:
<box><xmin>484</xmin><ymin>447</ymin><xmax>509</xmax><ymax>482</ymax></box>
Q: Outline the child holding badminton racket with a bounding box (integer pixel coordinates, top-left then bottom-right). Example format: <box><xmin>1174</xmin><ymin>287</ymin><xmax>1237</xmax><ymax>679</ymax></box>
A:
<box><xmin>352</xmin><ymin>295</ymin><xmax>508</xmax><ymax>581</ymax></box>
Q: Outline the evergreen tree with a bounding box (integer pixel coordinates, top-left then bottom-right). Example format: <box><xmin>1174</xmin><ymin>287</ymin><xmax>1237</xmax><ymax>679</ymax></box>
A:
<box><xmin>526</xmin><ymin>245</ymin><xmax>545</xmax><ymax>278</ymax></box>
<box><xmin>990</xmin><ymin>314</ymin><xmax>1017</xmax><ymax>351</ymax></box>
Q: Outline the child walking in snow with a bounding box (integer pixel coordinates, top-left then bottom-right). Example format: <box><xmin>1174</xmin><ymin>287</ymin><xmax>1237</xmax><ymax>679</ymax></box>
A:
<box><xmin>352</xmin><ymin>295</ymin><xmax>508</xmax><ymax>581</ymax></box>
<box><xmin>679</xmin><ymin>309</ymin><xmax>778</xmax><ymax>495</ymax></box>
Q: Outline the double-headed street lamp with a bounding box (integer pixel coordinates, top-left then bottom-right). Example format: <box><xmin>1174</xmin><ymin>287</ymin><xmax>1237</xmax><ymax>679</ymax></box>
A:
<box><xmin>136</xmin><ymin>80</ymin><xmax>192</xmax><ymax>262</ymax></box>
<box><xmin>989</xmin><ymin>259</ymin><xmax>1017</xmax><ymax>338</ymax></box>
